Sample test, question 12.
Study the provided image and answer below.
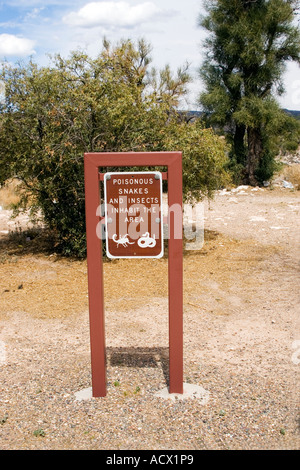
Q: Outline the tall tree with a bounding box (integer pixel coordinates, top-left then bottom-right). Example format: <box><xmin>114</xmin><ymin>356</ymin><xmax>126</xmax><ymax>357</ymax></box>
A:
<box><xmin>198</xmin><ymin>0</ymin><xmax>300</xmax><ymax>184</ymax></box>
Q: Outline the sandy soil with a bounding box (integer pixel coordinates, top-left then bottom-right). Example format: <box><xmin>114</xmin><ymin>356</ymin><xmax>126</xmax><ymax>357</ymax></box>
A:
<box><xmin>0</xmin><ymin>186</ymin><xmax>299</xmax><ymax>450</ymax></box>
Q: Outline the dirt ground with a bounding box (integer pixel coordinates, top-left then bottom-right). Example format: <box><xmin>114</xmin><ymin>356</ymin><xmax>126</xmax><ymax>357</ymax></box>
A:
<box><xmin>0</xmin><ymin>184</ymin><xmax>299</xmax><ymax>450</ymax></box>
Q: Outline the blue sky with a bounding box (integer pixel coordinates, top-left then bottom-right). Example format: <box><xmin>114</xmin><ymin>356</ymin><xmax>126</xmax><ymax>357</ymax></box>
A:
<box><xmin>0</xmin><ymin>0</ymin><xmax>299</xmax><ymax>110</ymax></box>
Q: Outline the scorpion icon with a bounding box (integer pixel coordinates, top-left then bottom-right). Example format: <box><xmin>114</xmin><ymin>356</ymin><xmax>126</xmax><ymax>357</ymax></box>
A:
<box><xmin>112</xmin><ymin>234</ymin><xmax>135</xmax><ymax>248</ymax></box>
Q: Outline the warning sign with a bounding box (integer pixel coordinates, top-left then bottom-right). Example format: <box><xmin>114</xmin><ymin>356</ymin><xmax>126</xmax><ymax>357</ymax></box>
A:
<box><xmin>104</xmin><ymin>171</ymin><xmax>163</xmax><ymax>259</ymax></box>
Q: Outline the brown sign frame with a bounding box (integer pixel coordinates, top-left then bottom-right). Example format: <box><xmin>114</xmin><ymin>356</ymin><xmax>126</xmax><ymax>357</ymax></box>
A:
<box><xmin>84</xmin><ymin>152</ymin><xmax>183</xmax><ymax>397</ymax></box>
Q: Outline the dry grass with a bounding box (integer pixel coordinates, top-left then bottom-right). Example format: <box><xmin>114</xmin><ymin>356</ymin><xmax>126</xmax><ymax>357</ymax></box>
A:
<box><xmin>0</xmin><ymin>179</ymin><xmax>22</xmax><ymax>209</ymax></box>
<box><xmin>282</xmin><ymin>164</ymin><xmax>300</xmax><ymax>190</ymax></box>
<box><xmin>0</xmin><ymin>228</ymin><xmax>281</xmax><ymax>321</ymax></box>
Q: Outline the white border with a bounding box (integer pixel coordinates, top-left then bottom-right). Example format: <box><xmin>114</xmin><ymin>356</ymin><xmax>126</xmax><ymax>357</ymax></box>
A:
<box><xmin>103</xmin><ymin>171</ymin><xmax>164</xmax><ymax>259</ymax></box>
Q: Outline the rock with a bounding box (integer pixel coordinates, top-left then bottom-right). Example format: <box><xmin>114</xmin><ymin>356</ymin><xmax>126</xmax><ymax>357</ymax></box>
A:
<box><xmin>282</xmin><ymin>180</ymin><xmax>294</xmax><ymax>189</ymax></box>
<box><xmin>250</xmin><ymin>216</ymin><xmax>267</xmax><ymax>222</ymax></box>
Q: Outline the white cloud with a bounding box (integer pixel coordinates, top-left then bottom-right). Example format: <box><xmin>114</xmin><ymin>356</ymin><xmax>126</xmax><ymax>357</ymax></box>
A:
<box><xmin>0</xmin><ymin>34</ymin><xmax>36</xmax><ymax>57</ymax></box>
<box><xmin>24</xmin><ymin>7</ymin><xmax>45</xmax><ymax>21</ymax></box>
<box><xmin>63</xmin><ymin>1</ymin><xmax>168</xmax><ymax>29</ymax></box>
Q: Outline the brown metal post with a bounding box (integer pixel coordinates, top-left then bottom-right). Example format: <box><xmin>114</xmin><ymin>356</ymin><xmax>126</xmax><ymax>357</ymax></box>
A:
<box><xmin>168</xmin><ymin>155</ymin><xmax>184</xmax><ymax>394</ymax></box>
<box><xmin>84</xmin><ymin>154</ymin><xmax>106</xmax><ymax>397</ymax></box>
<box><xmin>84</xmin><ymin>152</ymin><xmax>183</xmax><ymax>397</ymax></box>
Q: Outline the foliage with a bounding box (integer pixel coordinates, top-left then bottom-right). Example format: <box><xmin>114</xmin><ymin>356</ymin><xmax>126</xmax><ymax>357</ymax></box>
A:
<box><xmin>0</xmin><ymin>39</ymin><xmax>229</xmax><ymax>257</ymax></box>
<box><xmin>198</xmin><ymin>0</ymin><xmax>300</xmax><ymax>184</ymax></box>
<box><xmin>160</xmin><ymin>119</ymin><xmax>230</xmax><ymax>202</ymax></box>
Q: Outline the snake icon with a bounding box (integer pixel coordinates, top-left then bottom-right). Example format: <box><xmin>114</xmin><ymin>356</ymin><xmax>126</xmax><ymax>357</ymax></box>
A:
<box><xmin>138</xmin><ymin>232</ymin><xmax>156</xmax><ymax>248</ymax></box>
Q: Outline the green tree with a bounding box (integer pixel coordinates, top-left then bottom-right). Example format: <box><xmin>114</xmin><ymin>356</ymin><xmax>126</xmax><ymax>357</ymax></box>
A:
<box><xmin>0</xmin><ymin>39</ymin><xmax>229</xmax><ymax>257</ymax></box>
<box><xmin>198</xmin><ymin>0</ymin><xmax>300</xmax><ymax>185</ymax></box>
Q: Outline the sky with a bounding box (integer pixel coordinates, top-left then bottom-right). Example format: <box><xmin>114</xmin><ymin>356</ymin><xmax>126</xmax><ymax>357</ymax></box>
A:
<box><xmin>0</xmin><ymin>0</ymin><xmax>299</xmax><ymax>110</ymax></box>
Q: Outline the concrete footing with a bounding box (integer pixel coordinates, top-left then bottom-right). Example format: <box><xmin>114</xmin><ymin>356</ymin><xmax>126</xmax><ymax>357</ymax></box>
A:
<box><xmin>155</xmin><ymin>383</ymin><xmax>210</xmax><ymax>403</ymax></box>
<box><xmin>75</xmin><ymin>383</ymin><xmax>210</xmax><ymax>403</ymax></box>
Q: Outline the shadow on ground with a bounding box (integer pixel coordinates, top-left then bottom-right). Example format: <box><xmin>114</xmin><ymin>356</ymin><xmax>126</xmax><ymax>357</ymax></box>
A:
<box><xmin>107</xmin><ymin>346</ymin><xmax>170</xmax><ymax>386</ymax></box>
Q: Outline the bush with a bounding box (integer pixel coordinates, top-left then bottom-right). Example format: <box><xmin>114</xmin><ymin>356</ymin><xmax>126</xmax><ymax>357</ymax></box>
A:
<box><xmin>0</xmin><ymin>40</ymin><xmax>230</xmax><ymax>257</ymax></box>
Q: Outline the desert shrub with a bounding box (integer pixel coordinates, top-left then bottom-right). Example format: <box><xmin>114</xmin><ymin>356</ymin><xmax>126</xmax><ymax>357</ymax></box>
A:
<box><xmin>0</xmin><ymin>40</ymin><xmax>230</xmax><ymax>257</ymax></box>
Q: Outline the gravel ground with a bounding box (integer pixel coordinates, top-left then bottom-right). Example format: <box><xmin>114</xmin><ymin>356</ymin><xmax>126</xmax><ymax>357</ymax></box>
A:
<box><xmin>0</xmin><ymin>186</ymin><xmax>299</xmax><ymax>450</ymax></box>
